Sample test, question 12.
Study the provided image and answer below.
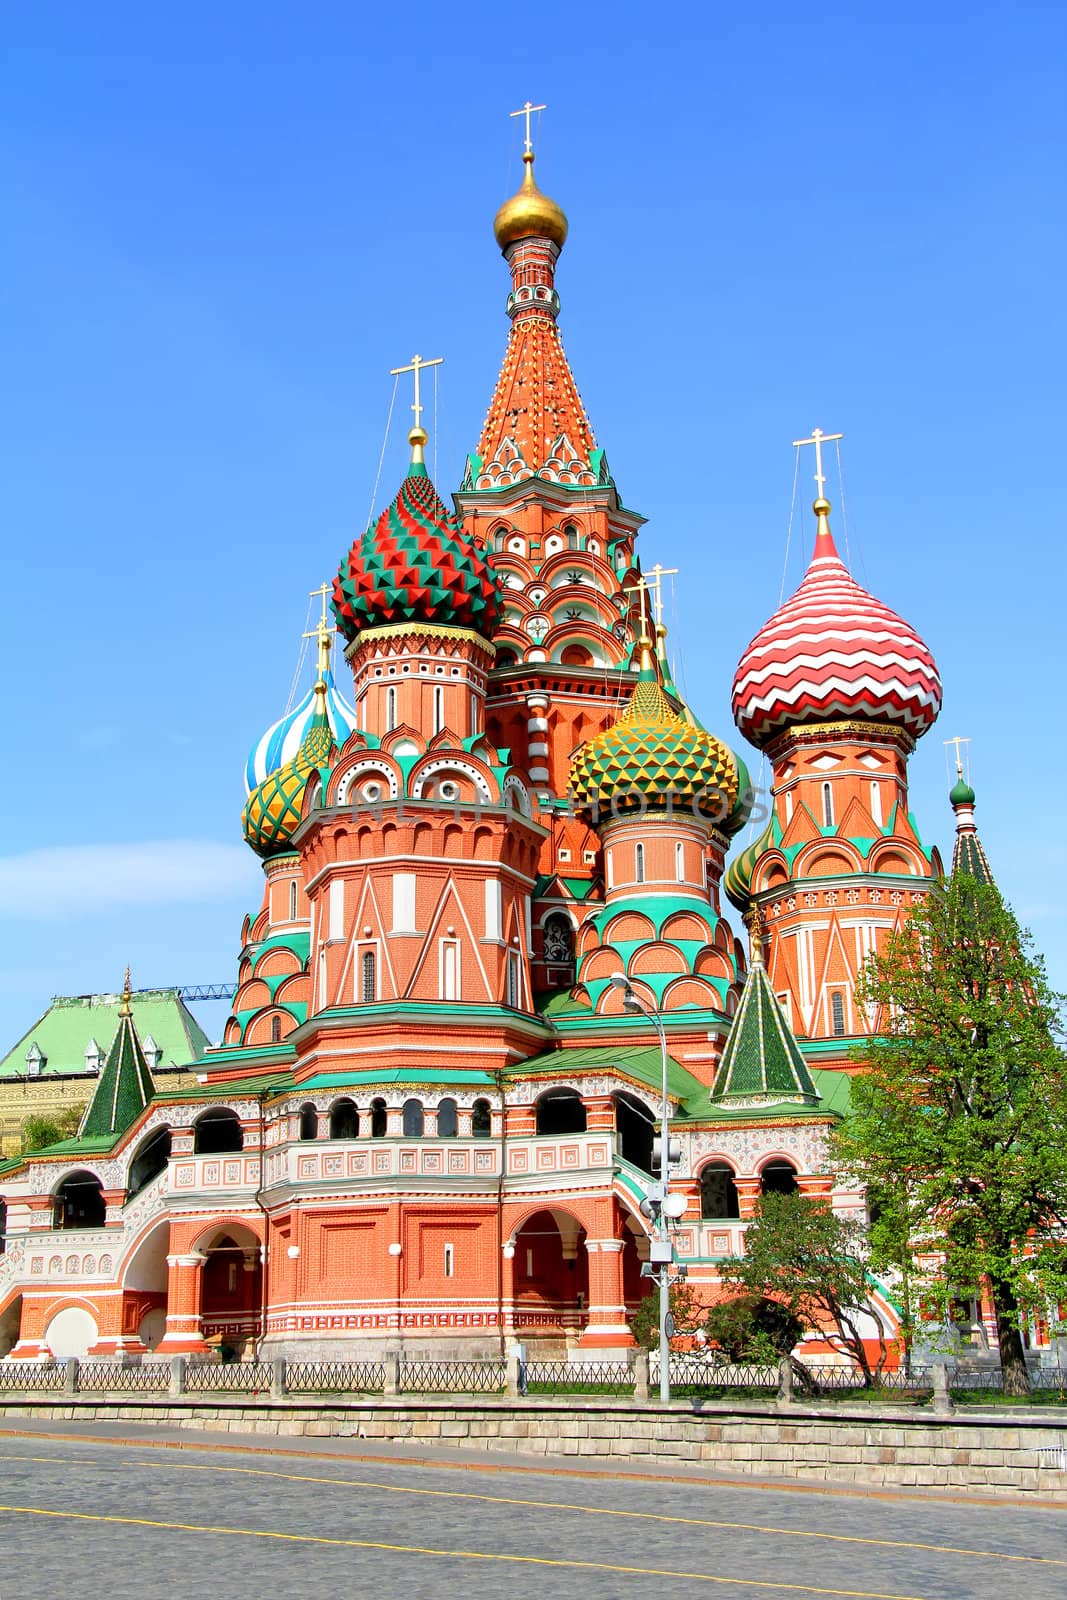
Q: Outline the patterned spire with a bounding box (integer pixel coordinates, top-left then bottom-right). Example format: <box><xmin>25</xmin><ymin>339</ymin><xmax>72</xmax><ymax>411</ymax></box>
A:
<box><xmin>732</xmin><ymin>497</ymin><xmax>942</xmax><ymax>749</ymax></box>
<box><xmin>79</xmin><ymin>975</ymin><xmax>157</xmax><ymax>1141</ymax></box>
<box><xmin>465</xmin><ymin>151</ymin><xmax>604</xmax><ymax>494</ymax></box>
<box><xmin>712</xmin><ymin>943</ymin><xmax>818</xmax><ymax>1106</ymax></box>
<box><xmin>950</xmin><ymin>775</ymin><xmax>995</xmax><ymax>887</ymax></box>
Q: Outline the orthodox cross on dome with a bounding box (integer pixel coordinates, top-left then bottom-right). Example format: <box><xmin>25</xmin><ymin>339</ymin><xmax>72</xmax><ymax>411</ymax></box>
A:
<box><xmin>645</xmin><ymin>563</ymin><xmax>679</xmax><ymax>625</ymax></box>
<box><xmin>118</xmin><ymin>966</ymin><xmax>133</xmax><ymax>1017</ymax></box>
<box><xmin>944</xmin><ymin>734</ymin><xmax>971</xmax><ymax>780</ymax></box>
<box><xmin>793</xmin><ymin>427</ymin><xmax>844</xmax><ymax>498</ymax></box>
<box><xmin>510</xmin><ymin>100</ymin><xmax>547</xmax><ymax>155</ymax></box>
<box><xmin>303</xmin><ymin>583</ymin><xmax>333</xmax><ymax>680</ymax></box>
<box><xmin>390</xmin><ymin>353</ymin><xmax>444</xmax><ymax>457</ymax></box>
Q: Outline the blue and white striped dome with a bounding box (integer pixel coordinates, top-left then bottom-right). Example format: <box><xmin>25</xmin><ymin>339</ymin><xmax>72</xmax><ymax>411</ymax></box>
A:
<box><xmin>245</xmin><ymin>666</ymin><xmax>359</xmax><ymax>795</ymax></box>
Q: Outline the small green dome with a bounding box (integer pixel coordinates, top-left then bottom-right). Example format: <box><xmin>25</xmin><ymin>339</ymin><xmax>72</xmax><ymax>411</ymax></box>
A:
<box><xmin>949</xmin><ymin>777</ymin><xmax>976</xmax><ymax>807</ymax></box>
<box><xmin>724</xmin><ymin>817</ymin><xmax>775</xmax><ymax>913</ymax></box>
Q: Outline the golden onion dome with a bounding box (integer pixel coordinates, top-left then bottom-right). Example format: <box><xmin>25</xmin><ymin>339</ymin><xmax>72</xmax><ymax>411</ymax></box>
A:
<box><xmin>493</xmin><ymin>151</ymin><xmax>569</xmax><ymax>251</ymax></box>
<box><xmin>569</xmin><ymin>651</ymin><xmax>750</xmax><ymax>837</ymax></box>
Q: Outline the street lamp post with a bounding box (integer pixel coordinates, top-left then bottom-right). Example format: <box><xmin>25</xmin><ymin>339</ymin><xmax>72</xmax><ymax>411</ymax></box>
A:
<box><xmin>609</xmin><ymin>973</ymin><xmax>683</xmax><ymax>1404</ymax></box>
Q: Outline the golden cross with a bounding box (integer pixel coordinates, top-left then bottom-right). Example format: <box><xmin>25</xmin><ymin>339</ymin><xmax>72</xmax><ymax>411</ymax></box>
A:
<box><xmin>944</xmin><ymin>735</ymin><xmax>971</xmax><ymax>780</ymax></box>
<box><xmin>389</xmin><ymin>353</ymin><xmax>444</xmax><ymax>435</ymax></box>
<box><xmin>645</xmin><ymin>563</ymin><xmax>679</xmax><ymax>626</ymax></box>
<box><xmin>510</xmin><ymin>100</ymin><xmax>547</xmax><ymax>154</ymax></box>
<box><xmin>623</xmin><ymin>572</ymin><xmax>651</xmax><ymax>618</ymax></box>
<box><xmin>303</xmin><ymin>583</ymin><xmax>333</xmax><ymax>679</ymax></box>
<box><xmin>792</xmin><ymin>427</ymin><xmax>844</xmax><ymax>497</ymax></box>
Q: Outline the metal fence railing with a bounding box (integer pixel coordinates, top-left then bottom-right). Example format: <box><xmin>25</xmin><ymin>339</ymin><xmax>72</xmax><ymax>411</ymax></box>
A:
<box><xmin>398</xmin><ymin>1359</ymin><xmax>506</xmax><ymax>1395</ymax></box>
<box><xmin>0</xmin><ymin>1362</ymin><xmax>65</xmax><ymax>1392</ymax></box>
<box><xmin>285</xmin><ymin>1360</ymin><xmax>386</xmax><ymax>1395</ymax></box>
<box><xmin>525</xmin><ymin>1361</ymin><xmax>634</xmax><ymax>1396</ymax></box>
<box><xmin>185</xmin><ymin>1361</ymin><xmax>274</xmax><ymax>1393</ymax></box>
<box><xmin>78</xmin><ymin>1362</ymin><xmax>171</xmax><ymax>1393</ymax></box>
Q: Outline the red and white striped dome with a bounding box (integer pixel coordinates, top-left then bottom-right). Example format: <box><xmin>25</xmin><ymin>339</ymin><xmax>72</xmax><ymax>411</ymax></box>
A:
<box><xmin>732</xmin><ymin>499</ymin><xmax>942</xmax><ymax>749</ymax></box>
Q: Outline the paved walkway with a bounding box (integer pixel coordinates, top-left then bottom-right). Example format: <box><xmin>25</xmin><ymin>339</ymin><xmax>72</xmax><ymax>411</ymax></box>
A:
<box><xmin>0</xmin><ymin>1418</ymin><xmax>1064</xmax><ymax>1599</ymax></box>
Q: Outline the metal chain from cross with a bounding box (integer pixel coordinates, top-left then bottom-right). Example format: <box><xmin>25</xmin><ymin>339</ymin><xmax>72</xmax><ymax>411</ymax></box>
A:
<box><xmin>792</xmin><ymin>427</ymin><xmax>844</xmax><ymax>498</ymax></box>
<box><xmin>509</xmin><ymin>100</ymin><xmax>547</xmax><ymax>154</ymax></box>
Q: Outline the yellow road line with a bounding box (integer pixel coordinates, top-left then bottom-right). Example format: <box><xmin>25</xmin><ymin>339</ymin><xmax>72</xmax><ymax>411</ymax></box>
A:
<box><xmin>0</xmin><ymin>1503</ymin><xmax>932</xmax><ymax>1599</ymax></box>
<box><xmin>1</xmin><ymin>1450</ymin><xmax>1060</xmax><ymax>1572</ymax></box>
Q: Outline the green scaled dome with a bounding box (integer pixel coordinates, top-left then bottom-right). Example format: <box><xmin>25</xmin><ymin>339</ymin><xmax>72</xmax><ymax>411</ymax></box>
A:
<box><xmin>333</xmin><ymin>460</ymin><xmax>503</xmax><ymax>642</ymax></box>
<box><xmin>569</xmin><ymin>654</ymin><xmax>751</xmax><ymax>836</ymax></box>
<box><xmin>242</xmin><ymin>686</ymin><xmax>335</xmax><ymax>859</ymax></box>
<box><xmin>949</xmin><ymin>777</ymin><xmax>976</xmax><ymax>807</ymax></box>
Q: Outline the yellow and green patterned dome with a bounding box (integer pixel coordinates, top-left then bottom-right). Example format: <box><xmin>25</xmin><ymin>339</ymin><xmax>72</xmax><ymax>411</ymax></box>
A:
<box><xmin>569</xmin><ymin>651</ymin><xmax>751</xmax><ymax>836</ymax></box>
<box><xmin>242</xmin><ymin>685</ymin><xmax>335</xmax><ymax>859</ymax></box>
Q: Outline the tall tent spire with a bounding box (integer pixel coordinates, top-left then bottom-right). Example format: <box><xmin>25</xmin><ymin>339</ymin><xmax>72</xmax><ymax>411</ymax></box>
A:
<box><xmin>79</xmin><ymin>972</ymin><xmax>157</xmax><ymax>1141</ymax></box>
<box><xmin>466</xmin><ymin>111</ymin><xmax>604</xmax><ymax>493</ymax></box>
<box><xmin>947</xmin><ymin>745</ymin><xmax>995</xmax><ymax>887</ymax></box>
<box><xmin>712</xmin><ymin>932</ymin><xmax>819</xmax><ymax>1106</ymax></box>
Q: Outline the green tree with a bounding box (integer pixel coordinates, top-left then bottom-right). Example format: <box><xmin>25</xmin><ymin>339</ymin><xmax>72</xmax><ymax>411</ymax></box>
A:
<box><xmin>836</xmin><ymin>876</ymin><xmax>1067</xmax><ymax>1397</ymax></box>
<box><xmin>704</xmin><ymin>1294</ymin><xmax>803</xmax><ymax>1367</ymax></box>
<box><xmin>629</xmin><ymin>1280</ymin><xmax>706</xmax><ymax>1351</ymax></box>
<box><xmin>718</xmin><ymin>1191</ymin><xmax>890</xmax><ymax>1385</ymax></box>
<box><xmin>20</xmin><ymin>1105</ymin><xmax>84</xmax><ymax>1153</ymax></box>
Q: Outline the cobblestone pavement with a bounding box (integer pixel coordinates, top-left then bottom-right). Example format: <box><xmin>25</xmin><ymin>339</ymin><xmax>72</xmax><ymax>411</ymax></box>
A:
<box><xmin>0</xmin><ymin>1426</ymin><xmax>1064</xmax><ymax>1600</ymax></box>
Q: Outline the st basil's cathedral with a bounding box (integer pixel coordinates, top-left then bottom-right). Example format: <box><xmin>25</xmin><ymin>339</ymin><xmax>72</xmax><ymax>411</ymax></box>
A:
<box><xmin>0</xmin><ymin>129</ymin><xmax>990</xmax><ymax>1367</ymax></box>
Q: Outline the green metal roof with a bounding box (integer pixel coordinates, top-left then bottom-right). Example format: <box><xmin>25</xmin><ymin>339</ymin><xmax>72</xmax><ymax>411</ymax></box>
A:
<box><xmin>1</xmin><ymin>989</ymin><xmax>210</xmax><ymax>1079</ymax></box>
<box><xmin>514</xmin><ymin>1043</ymin><xmax>702</xmax><ymax>1104</ymax></box>
<box><xmin>79</xmin><ymin>1002</ymin><xmax>156</xmax><ymax>1141</ymax></box>
<box><xmin>712</xmin><ymin>957</ymin><xmax>818</xmax><ymax>1108</ymax></box>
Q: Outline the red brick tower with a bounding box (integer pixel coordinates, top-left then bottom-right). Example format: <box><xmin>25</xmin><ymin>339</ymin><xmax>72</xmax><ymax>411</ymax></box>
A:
<box><xmin>454</xmin><ymin>139</ymin><xmax>652</xmax><ymax>994</ymax></box>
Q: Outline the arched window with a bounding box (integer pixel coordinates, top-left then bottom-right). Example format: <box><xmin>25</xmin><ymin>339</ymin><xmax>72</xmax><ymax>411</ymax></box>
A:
<box><xmin>329</xmin><ymin>1098</ymin><xmax>359</xmax><ymax>1139</ymax></box>
<box><xmin>471</xmin><ymin>1098</ymin><xmax>492</xmax><ymax>1138</ymax></box>
<box><xmin>193</xmin><ymin>1108</ymin><xmax>243</xmax><ymax>1155</ymax></box>
<box><xmin>270</xmin><ymin>1014</ymin><xmax>282</xmax><ymax>1044</ymax></box>
<box><xmin>53</xmin><ymin>1172</ymin><xmax>106</xmax><ymax>1230</ymax></box>
<box><xmin>675</xmin><ymin>841</ymin><xmax>685</xmax><ymax>882</ymax></box>
<box><xmin>543</xmin><ymin>913</ymin><xmax>574</xmax><ymax>967</ymax></box>
<box><xmin>127</xmin><ymin>1126</ymin><xmax>171</xmax><ymax>1197</ymax></box>
<box><xmin>535</xmin><ymin>1088</ymin><xmax>587</xmax><ymax>1135</ymax></box>
<box><xmin>299</xmin><ymin>1104</ymin><xmax>319</xmax><ymax>1141</ymax></box>
<box><xmin>385</xmin><ymin>685</ymin><xmax>397</xmax><ymax>732</ymax></box>
<box><xmin>288</xmin><ymin>880</ymin><xmax>298</xmax><ymax>921</ymax></box>
<box><xmin>436</xmin><ymin>1098</ymin><xmax>458</xmax><ymax>1138</ymax></box>
<box><xmin>402</xmin><ymin>1098</ymin><xmax>424</xmax><ymax>1137</ymax></box>
<box><xmin>495</xmin><ymin>649</ymin><xmax>517</xmax><ymax>668</ymax></box>
<box><xmin>614</xmin><ymin>1091</ymin><xmax>653</xmax><ymax>1173</ymax></box>
<box><xmin>635</xmin><ymin>842</ymin><xmax>645</xmax><ymax>884</ymax></box>
<box><xmin>565</xmin><ymin>523</ymin><xmax>579</xmax><ymax>549</ymax></box>
<box><xmin>870</xmin><ymin>781</ymin><xmax>883</xmax><ymax>827</ymax></box>
<box><xmin>443</xmin><ymin>1242</ymin><xmax>455</xmax><ymax>1277</ymax></box>
<box><xmin>830</xmin><ymin>990</ymin><xmax>847</xmax><ymax>1037</ymax></box>
<box><xmin>361</xmin><ymin>950</ymin><xmax>377</xmax><ymax>1004</ymax></box>
<box><xmin>700</xmin><ymin>1161</ymin><xmax>740</xmax><ymax>1219</ymax></box>
<box><xmin>433</xmin><ymin>684</ymin><xmax>445</xmax><ymax>734</ymax></box>
<box><xmin>370</xmin><ymin>1097</ymin><xmax>387</xmax><ymax>1138</ymax></box>
<box><xmin>822</xmin><ymin>782</ymin><xmax>834</xmax><ymax>827</ymax></box>
<box><xmin>761</xmin><ymin>1160</ymin><xmax>798</xmax><ymax>1197</ymax></box>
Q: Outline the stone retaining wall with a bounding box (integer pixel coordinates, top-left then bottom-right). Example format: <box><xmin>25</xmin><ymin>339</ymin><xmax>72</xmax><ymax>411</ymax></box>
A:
<box><xmin>1</xmin><ymin>1395</ymin><xmax>1064</xmax><ymax>1498</ymax></box>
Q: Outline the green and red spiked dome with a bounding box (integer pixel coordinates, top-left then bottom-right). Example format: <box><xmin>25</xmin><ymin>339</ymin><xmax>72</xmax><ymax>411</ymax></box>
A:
<box><xmin>333</xmin><ymin>458</ymin><xmax>503</xmax><ymax>642</ymax></box>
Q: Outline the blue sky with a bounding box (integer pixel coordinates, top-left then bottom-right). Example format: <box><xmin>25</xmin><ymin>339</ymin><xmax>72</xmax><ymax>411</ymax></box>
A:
<box><xmin>3</xmin><ymin>1</ymin><xmax>1065</xmax><ymax>1050</ymax></box>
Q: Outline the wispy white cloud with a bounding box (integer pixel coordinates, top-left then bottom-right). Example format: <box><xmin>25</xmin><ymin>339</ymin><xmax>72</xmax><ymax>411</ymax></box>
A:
<box><xmin>0</xmin><ymin>841</ymin><xmax>258</xmax><ymax>919</ymax></box>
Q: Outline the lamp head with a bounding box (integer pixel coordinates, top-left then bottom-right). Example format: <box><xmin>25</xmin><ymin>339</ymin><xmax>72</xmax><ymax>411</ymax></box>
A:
<box><xmin>608</xmin><ymin>973</ymin><xmax>630</xmax><ymax>991</ymax></box>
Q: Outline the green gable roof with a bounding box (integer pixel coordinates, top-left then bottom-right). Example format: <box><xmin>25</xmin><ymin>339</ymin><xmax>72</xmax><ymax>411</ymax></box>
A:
<box><xmin>1</xmin><ymin>989</ymin><xmax>210</xmax><ymax>1079</ymax></box>
<box><xmin>712</xmin><ymin>956</ymin><xmax>818</xmax><ymax>1108</ymax></box>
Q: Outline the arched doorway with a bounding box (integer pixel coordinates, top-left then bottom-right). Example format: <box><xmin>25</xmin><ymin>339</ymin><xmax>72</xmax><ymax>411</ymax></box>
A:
<box><xmin>509</xmin><ymin>1208</ymin><xmax>589</xmax><ymax>1340</ymax></box>
<box><xmin>122</xmin><ymin>1222</ymin><xmax>170</xmax><ymax>1353</ymax></box>
<box><xmin>0</xmin><ymin>1295</ymin><xmax>21</xmax><ymax>1358</ymax></box>
<box><xmin>613</xmin><ymin>1091</ymin><xmax>654</xmax><ymax>1172</ymax></box>
<box><xmin>196</xmin><ymin>1223</ymin><xmax>263</xmax><ymax>1358</ymax></box>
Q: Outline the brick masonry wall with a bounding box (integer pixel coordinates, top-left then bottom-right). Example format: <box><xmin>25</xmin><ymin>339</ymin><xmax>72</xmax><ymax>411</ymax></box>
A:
<box><xmin>1</xmin><ymin>1396</ymin><xmax>1064</xmax><ymax>1498</ymax></box>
